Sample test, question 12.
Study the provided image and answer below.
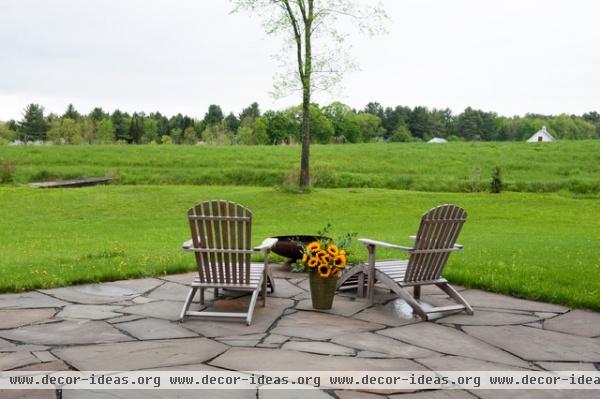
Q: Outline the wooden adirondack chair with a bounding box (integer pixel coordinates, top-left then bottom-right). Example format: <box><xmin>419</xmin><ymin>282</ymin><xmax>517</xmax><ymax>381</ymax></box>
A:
<box><xmin>337</xmin><ymin>204</ymin><xmax>473</xmax><ymax>321</ymax></box>
<box><xmin>179</xmin><ymin>200</ymin><xmax>277</xmax><ymax>325</ymax></box>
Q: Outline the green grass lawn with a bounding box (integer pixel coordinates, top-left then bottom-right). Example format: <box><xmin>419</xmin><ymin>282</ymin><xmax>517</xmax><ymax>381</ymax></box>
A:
<box><xmin>1</xmin><ymin>185</ymin><xmax>599</xmax><ymax>309</ymax></box>
<box><xmin>2</xmin><ymin>141</ymin><xmax>600</xmax><ymax>194</ymax></box>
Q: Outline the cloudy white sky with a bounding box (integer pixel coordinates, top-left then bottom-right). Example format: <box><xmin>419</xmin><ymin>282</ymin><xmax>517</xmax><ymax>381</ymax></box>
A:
<box><xmin>0</xmin><ymin>0</ymin><xmax>599</xmax><ymax>121</ymax></box>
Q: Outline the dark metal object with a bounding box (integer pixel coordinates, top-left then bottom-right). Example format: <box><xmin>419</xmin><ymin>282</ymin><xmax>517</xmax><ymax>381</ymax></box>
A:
<box><xmin>270</xmin><ymin>235</ymin><xmax>330</xmax><ymax>260</ymax></box>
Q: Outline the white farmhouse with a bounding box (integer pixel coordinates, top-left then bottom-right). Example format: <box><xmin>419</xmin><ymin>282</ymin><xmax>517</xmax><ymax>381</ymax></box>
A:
<box><xmin>527</xmin><ymin>126</ymin><xmax>555</xmax><ymax>142</ymax></box>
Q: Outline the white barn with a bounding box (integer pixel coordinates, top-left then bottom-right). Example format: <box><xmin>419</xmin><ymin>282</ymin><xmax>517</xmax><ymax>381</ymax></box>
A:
<box><xmin>527</xmin><ymin>126</ymin><xmax>555</xmax><ymax>142</ymax></box>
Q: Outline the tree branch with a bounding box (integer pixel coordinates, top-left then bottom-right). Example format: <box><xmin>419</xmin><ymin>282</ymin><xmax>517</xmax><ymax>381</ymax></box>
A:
<box><xmin>281</xmin><ymin>0</ymin><xmax>305</xmax><ymax>80</ymax></box>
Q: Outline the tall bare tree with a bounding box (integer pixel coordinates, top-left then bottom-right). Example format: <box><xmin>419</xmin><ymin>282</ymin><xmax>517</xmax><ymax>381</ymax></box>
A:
<box><xmin>233</xmin><ymin>0</ymin><xmax>388</xmax><ymax>187</ymax></box>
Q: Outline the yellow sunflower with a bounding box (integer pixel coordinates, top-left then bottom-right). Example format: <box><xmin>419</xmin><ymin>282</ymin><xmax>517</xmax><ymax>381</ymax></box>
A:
<box><xmin>306</xmin><ymin>241</ymin><xmax>321</xmax><ymax>252</ymax></box>
<box><xmin>340</xmin><ymin>250</ymin><xmax>346</xmax><ymax>256</ymax></box>
<box><xmin>318</xmin><ymin>264</ymin><xmax>331</xmax><ymax>278</ymax></box>
<box><xmin>327</xmin><ymin>244</ymin><xmax>339</xmax><ymax>257</ymax></box>
<box><xmin>333</xmin><ymin>255</ymin><xmax>347</xmax><ymax>269</ymax></box>
<box><xmin>302</xmin><ymin>253</ymin><xmax>308</xmax><ymax>263</ymax></box>
<box><xmin>332</xmin><ymin>267</ymin><xmax>343</xmax><ymax>278</ymax></box>
<box><xmin>307</xmin><ymin>257</ymin><xmax>319</xmax><ymax>268</ymax></box>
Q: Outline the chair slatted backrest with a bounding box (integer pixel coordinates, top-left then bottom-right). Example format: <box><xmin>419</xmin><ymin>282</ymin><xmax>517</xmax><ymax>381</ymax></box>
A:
<box><xmin>404</xmin><ymin>204</ymin><xmax>467</xmax><ymax>283</ymax></box>
<box><xmin>188</xmin><ymin>200</ymin><xmax>253</xmax><ymax>285</ymax></box>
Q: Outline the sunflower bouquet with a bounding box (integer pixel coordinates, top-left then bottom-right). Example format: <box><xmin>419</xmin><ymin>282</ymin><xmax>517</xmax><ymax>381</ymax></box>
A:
<box><xmin>297</xmin><ymin>238</ymin><xmax>350</xmax><ymax>278</ymax></box>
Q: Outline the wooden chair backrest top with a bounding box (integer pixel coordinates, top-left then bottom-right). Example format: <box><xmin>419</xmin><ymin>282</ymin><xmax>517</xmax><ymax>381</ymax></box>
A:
<box><xmin>188</xmin><ymin>200</ymin><xmax>253</xmax><ymax>285</ymax></box>
<box><xmin>404</xmin><ymin>204</ymin><xmax>467</xmax><ymax>282</ymax></box>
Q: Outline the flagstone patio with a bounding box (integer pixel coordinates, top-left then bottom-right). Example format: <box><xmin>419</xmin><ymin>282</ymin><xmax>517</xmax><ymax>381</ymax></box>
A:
<box><xmin>1</xmin><ymin>264</ymin><xmax>599</xmax><ymax>399</ymax></box>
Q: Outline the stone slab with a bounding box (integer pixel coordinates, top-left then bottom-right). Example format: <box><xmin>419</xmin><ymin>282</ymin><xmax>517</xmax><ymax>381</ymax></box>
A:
<box><xmin>464</xmin><ymin>325</ymin><xmax>600</xmax><ymax>362</ymax></box>
<box><xmin>40</xmin><ymin>284</ymin><xmax>143</xmax><ymax>304</ymax></box>
<box><xmin>54</xmin><ymin>338</ymin><xmax>228</xmax><ymax>370</ymax></box>
<box><xmin>0</xmin><ymin>389</ymin><xmax>56</xmax><ymax>399</ymax></box>
<box><xmin>296</xmin><ymin>296</ymin><xmax>370</xmax><ymax>316</ymax></box>
<box><xmin>282</xmin><ymin>341</ymin><xmax>356</xmax><ymax>356</ymax></box>
<box><xmin>0</xmin><ymin>308</ymin><xmax>56</xmax><ymax>329</ymax></box>
<box><xmin>159</xmin><ymin>272</ymin><xmax>197</xmax><ymax>285</ymax></box>
<box><xmin>537</xmin><ymin>362</ymin><xmax>598</xmax><ymax>371</ymax></box>
<box><xmin>121</xmin><ymin>300</ymin><xmax>185</xmax><ymax>321</ymax></box>
<box><xmin>0</xmin><ymin>320</ymin><xmax>132</xmax><ymax>345</ymax></box>
<box><xmin>56</xmin><ymin>305</ymin><xmax>124</xmax><ymax>320</ymax></box>
<box><xmin>418</xmin><ymin>355</ymin><xmax>531</xmax><ymax>371</ymax></box>
<box><xmin>332</xmin><ymin>332</ymin><xmax>437</xmax><ymax>359</ymax></box>
<box><xmin>116</xmin><ymin>318</ymin><xmax>198</xmax><ymax>340</ymax></box>
<box><xmin>109</xmin><ymin>278</ymin><xmax>164</xmax><ymax>294</ymax></box>
<box><xmin>1</xmin><ymin>344</ymin><xmax>50</xmax><ymax>353</ymax></box>
<box><xmin>211</xmin><ymin>347</ymin><xmax>426</xmax><ymax>372</ymax></box>
<box><xmin>216</xmin><ymin>333</ymin><xmax>266</xmax><ymax>347</ymax></box>
<box><xmin>437</xmin><ymin>309</ymin><xmax>541</xmax><ymax>326</ymax></box>
<box><xmin>269</xmin><ymin>278</ymin><xmax>306</xmax><ymax>298</ymax></box>
<box><xmin>0</xmin><ymin>338</ymin><xmax>15</xmax><ymax>349</ymax></box>
<box><xmin>378</xmin><ymin>323</ymin><xmax>529</xmax><ymax>368</ymax></box>
<box><xmin>0</xmin><ymin>352</ymin><xmax>40</xmax><ymax>370</ymax></box>
<box><xmin>33</xmin><ymin>351</ymin><xmax>58</xmax><ymax>362</ymax></box>
<box><xmin>146</xmin><ymin>281</ymin><xmax>191</xmax><ymax>301</ymax></box>
<box><xmin>183</xmin><ymin>298</ymin><xmax>294</xmax><ymax>338</ymax></box>
<box><xmin>459</xmin><ymin>290</ymin><xmax>568</xmax><ymax>313</ymax></box>
<box><xmin>13</xmin><ymin>360</ymin><xmax>69</xmax><ymax>371</ymax></box>
<box><xmin>106</xmin><ymin>314</ymin><xmax>146</xmax><ymax>324</ymax></box>
<box><xmin>542</xmin><ymin>309</ymin><xmax>600</xmax><ymax>337</ymax></box>
<box><xmin>352</xmin><ymin>300</ymin><xmax>423</xmax><ymax>327</ymax></box>
<box><xmin>0</xmin><ymin>292</ymin><xmax>67</xmax><ymax>309</ymax></box>
<box><xmin>271</xmin><ymin>311</ymin><xmax>384</xmax><ymax>340</ymax></box>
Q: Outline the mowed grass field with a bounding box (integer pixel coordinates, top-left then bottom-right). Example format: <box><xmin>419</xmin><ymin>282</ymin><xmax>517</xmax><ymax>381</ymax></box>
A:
<box><xmin>2</xmin><ymin>140</ymin><xmax>600</xmax><ymax>194</ymax></box>
<box><xmin>1</xmin><ymin>185</ymin><xmax>599</xmax><ymax>309</ymax></box>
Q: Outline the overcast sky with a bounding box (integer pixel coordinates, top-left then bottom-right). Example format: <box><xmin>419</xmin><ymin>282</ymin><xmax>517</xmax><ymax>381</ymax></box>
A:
<box><xmin>1</xmin><ymin>0</ymin><xmax>599</xmax><ymax>121</ymax></box>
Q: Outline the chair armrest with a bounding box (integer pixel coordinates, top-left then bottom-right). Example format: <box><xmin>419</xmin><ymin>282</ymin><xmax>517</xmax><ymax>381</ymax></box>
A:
<box><xmin>254</xmin><ymin>237</ymin><xmax>278</xmax><ymax>253</ymax></box>
<box><xmin>408</xmin><ymin>236</ymin><xmax>463</xmax><ymax>251</ymax></box>
<box><xmin>358</xmin><ymin>238</ymin><xmax>412</xmax><ymax>251</ymax></box>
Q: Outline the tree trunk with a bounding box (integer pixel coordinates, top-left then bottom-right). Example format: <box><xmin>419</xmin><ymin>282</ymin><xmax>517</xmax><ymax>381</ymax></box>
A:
<box><xmin>299</xmin><ymin>0</ymin><xmax>313</xmax><ymax>188</ymax></box>
<box><xmin>299</xmin><ymin>84</ymin><xmax>310</xmax><ymax>187</ymax></box>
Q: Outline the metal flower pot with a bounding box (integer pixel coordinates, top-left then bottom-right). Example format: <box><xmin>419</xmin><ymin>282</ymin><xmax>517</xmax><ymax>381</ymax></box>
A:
<box><xmin>308</xmin><ymin>269</ymin><xmax>339</xmax><ymax>310</ymax></box>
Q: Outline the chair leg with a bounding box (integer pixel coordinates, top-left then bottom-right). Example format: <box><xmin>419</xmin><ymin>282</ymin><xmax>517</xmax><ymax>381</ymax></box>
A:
<box><xmin>214</xmin><ymin>288</ymin><xmax>219</xmax><ymax>299</ymax></box>
<box><xmin>199</xmin><ymin>288</ymin><xmax>205</xmax><ymax>305</ymax></box>
<box><xmin>366</xmin><ymin>244</ymin><xmax>376</xmax><ymax>305</ymax></box>
<box><xmin>262</xmin><ymin>271</ymin><xmax>267</xmax><ymax>307</ymax></box>
<box><xmin>436</xmin><ymin>282</ymin><xmax>474</xmax><ymax>315</ymax></box>
<box><xmin>414</xmin><ymin>285</ymin><xmax>421</xmax><ymax>300</ymax></box>
<box><xmin>180</xmin><ymin>287</ymin><xmax>198</xmax><ymax>321</ymax></box>
<box><xmin>357</xmin><ymin>272</ymin><xmax>365</xmax><ymax>297</ymax></box>
<box><xmin>246</xmin><ymin>288</ymin><xmax>260</xmax><ymax>326</ymax></box>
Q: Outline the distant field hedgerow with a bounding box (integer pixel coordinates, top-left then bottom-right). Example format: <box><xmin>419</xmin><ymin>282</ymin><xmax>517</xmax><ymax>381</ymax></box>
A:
<box><xmin>1</xmin><ymin>140</ymin><xmax>600</xmax><ymax>194</ymax></box>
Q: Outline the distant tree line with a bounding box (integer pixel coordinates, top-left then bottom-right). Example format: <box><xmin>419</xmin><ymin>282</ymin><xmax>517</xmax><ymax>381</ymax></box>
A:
<box><xmin>1</xmin><ymin>102</ymin><xmax>599</xmax><ymax>145</ymax></box>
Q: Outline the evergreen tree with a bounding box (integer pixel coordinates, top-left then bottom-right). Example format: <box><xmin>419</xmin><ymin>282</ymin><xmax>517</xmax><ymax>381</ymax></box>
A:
<box><xmin>203</xmin><ymin>105</ymin><xmax>224</xmax><ymax>126</ymax></box>
<box><xmin>224</xmin><ymin>113</ymin><xmax>240</xmax><ymax>133</ymax></box>
<box><xmin>239</xmin><ymin>102</ymin><xmax>260</xmax><ymax>121</ymax></box>
<box><xmin>89</xmin><ymin>107</ymin><xmax>109</xmax><ymax>121</ymax></box>
<box><xmin>62</xmin><ymin>104</ymin><xmax>81</xmax><ymax>120</ymax></box>
<box><xmin>18</xmin><ymin>104</ymin><xmax>47</xmax><ymax>141</ymax></box>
